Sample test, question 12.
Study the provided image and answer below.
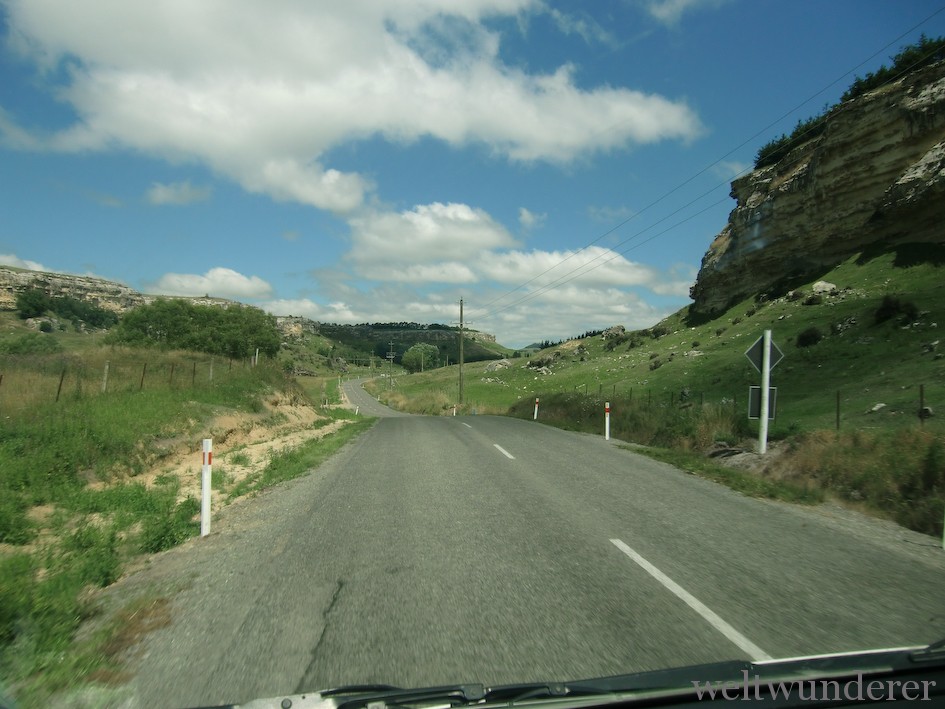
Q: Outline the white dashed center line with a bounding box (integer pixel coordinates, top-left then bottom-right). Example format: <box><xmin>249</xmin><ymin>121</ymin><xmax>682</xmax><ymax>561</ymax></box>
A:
<box><xmin>493</xmin><ymin>444</ymin><xmax>515</xmax><ymax>460</ymax></box>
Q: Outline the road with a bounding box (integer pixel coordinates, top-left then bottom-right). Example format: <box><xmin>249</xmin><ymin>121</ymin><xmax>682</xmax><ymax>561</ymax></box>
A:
<box><xmin>121</xmin><ymin>380</ymin><xmax>945</xmax><ymax>708</ymax></box>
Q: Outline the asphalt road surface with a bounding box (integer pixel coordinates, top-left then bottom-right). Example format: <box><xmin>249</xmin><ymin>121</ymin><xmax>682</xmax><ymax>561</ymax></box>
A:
<box><xmin>120</xmin><ymin>380</ymin><xmax>945</xmax><ymax>708</ymax></box>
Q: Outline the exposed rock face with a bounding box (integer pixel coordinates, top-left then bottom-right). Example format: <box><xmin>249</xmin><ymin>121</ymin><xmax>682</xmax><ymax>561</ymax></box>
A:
<box><xmin>690</xmin><ymin>60</ymin><xmax>945</xmax><ymax>316</ymax></box>
<box><xmin>275</xmin><ymin>316</ymin><xmax>320</xmax><ymax>338</ymax></box>
<box><xmin>0</xmin><ymin>267</ymin><xmax>234</xmax><ymax>313</ymax></box>
<box><xmin>0</xmin><ymin>267</ymin><xmax>145</xmax><ymax>313</ymax></box>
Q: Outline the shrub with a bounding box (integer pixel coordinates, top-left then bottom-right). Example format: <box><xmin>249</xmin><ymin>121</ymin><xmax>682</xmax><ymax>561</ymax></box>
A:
<box><xmin>796</xmin><ymin>326</ymin><xmax>824</xmax><ymax>348</ymax></box>
<box><xmin>874</xmin><ymin>295</ymin><xmax>918</xmax><ymax>325</ymax></box>
<box><xmin>0</xmin><ymin>332</ymin><xmax>63</xmax><ymax>354</ymax></box>
<box><xmin>139</xmin><ymin>497</ymin><xmax>200</xmax><ymax>553</ymax></box>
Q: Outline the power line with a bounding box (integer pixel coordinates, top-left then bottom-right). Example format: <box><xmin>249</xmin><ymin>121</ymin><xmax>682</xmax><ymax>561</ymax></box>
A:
<box><xmin>470</xmin><ymin>5</ymin><xmax>945</xmax><ymax>324</ymax></box>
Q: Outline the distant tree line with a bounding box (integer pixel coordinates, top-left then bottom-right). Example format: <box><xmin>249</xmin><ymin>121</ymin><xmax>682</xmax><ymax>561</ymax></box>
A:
<box><xmin>15</xmin><ymin>287</ymin><xmax>119</xmax><ymax>329</ymax></box>
<box><xmin>105</xmin><ymin>299</ymin><xmax>280</xmax><ymax>359</ymax></box>
<box><xmin>755</xmin><ymin>34</ymin><xmax>945</xmax><ymax>169</ymax></box>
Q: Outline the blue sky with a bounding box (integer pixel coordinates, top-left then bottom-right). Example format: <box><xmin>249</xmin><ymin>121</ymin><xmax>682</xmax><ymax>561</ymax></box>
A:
<box><xmin>2</xmin><ymin>0</ymin><xmax>944</xmax><ymax>348</ymax></box>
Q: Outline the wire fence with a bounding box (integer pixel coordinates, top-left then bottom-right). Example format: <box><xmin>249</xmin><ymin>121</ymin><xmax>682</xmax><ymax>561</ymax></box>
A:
<box><xmin>0</xmin><ymin>351</ymin><xmax>261</xmax><ymax>416</ymax></box>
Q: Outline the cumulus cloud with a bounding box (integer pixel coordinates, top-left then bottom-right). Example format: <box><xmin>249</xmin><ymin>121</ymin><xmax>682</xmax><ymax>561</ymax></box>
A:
<box><xmin>3</xmin><ymin>1</ymin><xmax>702</xmax><ymax>213</ymax></box>
<box><xmin>146</xmin><ymin>180</ymin><xmax>212</xmax><ymax>206</ymax></box>
<box><xmin>347</xmin><ymin>202</ymin><xmax>518</xmax><ymax>281</ymax></box>
<box><xmin>475</xmin><ymin>247</ymin><xmax>657</xmax><ymax>288</ymax></box>
<box><xmin>0</xmin><ymin>254</ymin><xmax>47</xmax><ymax>271</ymax></box>
<box><xmin>150</xmin><ymin>267</ymin><xmax>273</xmax><ymax>299</ymax></box>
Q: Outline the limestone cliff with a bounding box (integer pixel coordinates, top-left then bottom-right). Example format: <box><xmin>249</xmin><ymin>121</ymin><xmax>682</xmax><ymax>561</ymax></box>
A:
<box><xmin>690</xmin><ymin>59</ymin><xmax>945</xmax><ymax>316</ymax></box>
<box><xmin>0</xmin><ymin>266</ymin><xmax>234</xmax><ymax>314</ymax></box>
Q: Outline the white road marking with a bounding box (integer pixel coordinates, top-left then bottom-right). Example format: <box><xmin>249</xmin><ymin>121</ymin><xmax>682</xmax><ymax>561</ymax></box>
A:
<box><xmin>462</xmin><ymin>423</ymin><xmax>473</xmax><ymax>429</ymax></box>
<box><xmin>494</xmin><ymin>444</ymin><xmax>515</xmax><ymax>459</ymax></box>
<box><xmin>610</xmin><ymin>538</ymin><xmax>772</xmax><ymax>661</ymax></box>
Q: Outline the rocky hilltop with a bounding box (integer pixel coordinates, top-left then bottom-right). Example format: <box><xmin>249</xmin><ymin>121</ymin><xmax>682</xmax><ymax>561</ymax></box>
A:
<box><xmin>0</xmin><ymin>266</ymin><xmax>236</xmax><ymax>314</ymax></box>
<box><xmin>690</xmin><ymin>59</ymin><xmax>945</xmax><ymax>316</ymax></box>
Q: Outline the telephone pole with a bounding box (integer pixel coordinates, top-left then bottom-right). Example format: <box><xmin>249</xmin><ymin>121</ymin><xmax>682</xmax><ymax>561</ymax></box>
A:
<box><xmin>386</xmin><ymin>341</ymin><xmax>395</xmax><ymax>390</ymax></box>
<box><xmin>459</xmin><ymin>298</ymin><xmax>465</xmax><ymax>405</ymax></box>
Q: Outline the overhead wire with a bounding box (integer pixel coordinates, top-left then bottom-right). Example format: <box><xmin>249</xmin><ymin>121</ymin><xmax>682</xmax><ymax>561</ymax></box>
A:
<box><xmin>470</xmin><ymin>4</ymin><xmax>945</xmax><ymax>325</ymax></box>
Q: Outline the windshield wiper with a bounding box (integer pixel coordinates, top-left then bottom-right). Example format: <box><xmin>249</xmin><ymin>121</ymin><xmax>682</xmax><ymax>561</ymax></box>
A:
<box><xmin>328</xmin><ymin>683</ymin><xmax>486</xmax><ymax>709</ymax></box>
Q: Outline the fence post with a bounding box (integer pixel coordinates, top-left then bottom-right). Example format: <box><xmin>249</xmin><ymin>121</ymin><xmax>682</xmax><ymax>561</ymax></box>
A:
<box><xmin>169</xmin><ymin>363</ymin><xmax>175</xmax><ymax>385</ymax></box>
<box><xmin>139</xmin><ymin>362</ymin><xmax>148</xmax><ymax>391</ymax></box>
<box><xmin>192</xmin><ymin>361</ymin><xmax>197</xmax><ymax>387</ymax></box>
<box><xmin>101</xmin><ymin>361</ymin><xmax>110</xmax><ymax>393</ymax></box>
<box><xmin>56</xmin><ymin>370</ymin><xmax>66</xmax><ymax>402</ymax></box>
<box><xmin>201</xmin><ymin>439</ymin><xmax>212</xmax><ymax>537</ymax></box>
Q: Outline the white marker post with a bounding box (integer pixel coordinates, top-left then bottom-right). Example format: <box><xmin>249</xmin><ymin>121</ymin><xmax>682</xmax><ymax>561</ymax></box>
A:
<box><xmin>605</xmin><ymin>401</ymin><xmax>611</xmax><ymax>441</ymax></box>
<box><xmin>201</xmin><ymin>438</ymin><xmax>212</xmax><ymax>537</ymax></box>
<box><xmin>533</xmin><ymin>397</ymin><xmax>540</xmax><ymax>420</ymax></box>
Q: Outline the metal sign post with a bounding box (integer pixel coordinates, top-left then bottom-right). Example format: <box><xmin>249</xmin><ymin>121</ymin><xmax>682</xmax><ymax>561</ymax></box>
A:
<box><xmin>745</xmin><ymin>330</ymin><xmax>783</xmax><ymax>455</ymax></box>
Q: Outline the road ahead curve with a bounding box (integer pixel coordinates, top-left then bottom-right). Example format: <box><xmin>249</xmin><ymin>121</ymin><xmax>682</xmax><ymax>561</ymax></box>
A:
<box><xmin>122</xmin><ymin>405</ymin><xmax>945</xmax><ymax>708</ymax></box>
<box><xmin>341</xmin><ymin>377</ymin><xmax>410</xmax><ymax>417</ymax></box>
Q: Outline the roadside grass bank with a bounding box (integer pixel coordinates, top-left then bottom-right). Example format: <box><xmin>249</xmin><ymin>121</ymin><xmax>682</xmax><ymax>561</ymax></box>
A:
<box><xmin>0</xmin><ymin>350</ymin><xmax>373</xmax><ymax>707</ymax></box>
<box><xmin>505</xmin><ymin>392</ymin><xmax>943</xmax><ymax>536</ymax></box>
<box><xmin>227</xmin><ymin>416</ymin><xmax>374</xmax><ymax>498</ymax></box>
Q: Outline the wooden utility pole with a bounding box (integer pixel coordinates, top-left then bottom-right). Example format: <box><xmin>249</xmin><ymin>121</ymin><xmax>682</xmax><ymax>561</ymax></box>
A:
<box><xmin>459</xmin><ymin>298</ymin><xmax>465</xmax><ymax>405</ymax></box>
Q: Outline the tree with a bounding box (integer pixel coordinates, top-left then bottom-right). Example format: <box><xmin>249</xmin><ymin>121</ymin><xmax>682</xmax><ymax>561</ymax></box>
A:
<box><xmin>401</xmin><ymin>343</ymin><xmax>440</xmax><ymax>373</ymax></box>
<box><xmin>107</xmin><ymin>299</ymin><xmax>281</xmax><ymax>359</ymax></box>
<box><xmin>14</xmin><ymin>288</ymin><xmax>51</xmax><ymax>319</ymax></box>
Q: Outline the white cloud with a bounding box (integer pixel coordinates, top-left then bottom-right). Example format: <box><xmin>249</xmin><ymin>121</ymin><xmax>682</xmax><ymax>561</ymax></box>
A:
<box><xmin>587</xmin><ymin>204</ymin><xmax>635</xmax><ymax>223</ymax></box>
<box><xmin>645</xmin><ymin>0</ymin><xmax>730</xmax><ymax>25</ymax></box>
<box><xmin>479</xmin><ymin>285</ymin><xmax>671</xmax><ymax>346</ymax></box>
<box><xmin>3</xmin><ymin>1</ymin><xmax>703</xmax><ymax>213</ymax></box>
<box><xmin>476</xmin><ymin>246</ymin><xmax>657</xmax><ymax>288</ymax></box>
<box><xmin>713</xmin><ymin>159</ymin><xmax>750</xmax><ymax>180</ymax></box>
<box><xmin>146</xmin><ymin>180</ymin><xmax>212</xmax><ymax>206</ymax></box>
<box><xmin>150</xmin><ymin>267</ymin><xmax>273</xmax><ymax>299</ymax></box>
<box><xmin>546</xmin><ymin>8</ymin><xmax>616</xmax><ymax>46</ymax></box>
<box><xmin>347</xmin><ymin>202</ymin><xmax>518</xmax><ymax>281</ymax></box>
<box><xmin>518</xmin><ymin>207</ymin><xmax>546</xmax><ymax>230</ymax></box>
<box><xmin>0</xmin><ymin>254</ymin><xmax>47</xmax><ymax>271</ymax></box>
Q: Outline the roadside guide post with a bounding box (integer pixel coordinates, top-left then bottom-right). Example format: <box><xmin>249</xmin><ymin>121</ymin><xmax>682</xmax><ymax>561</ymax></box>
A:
<box><xmin>605</xmin><ymin>401</ymin><xmax>611</xmax><ymax>441</ymax></box>
<box><xmin>745</xmin><ymin>330</ymin><xmax>784</xmax><ymax>455</ymax></box>
<box><xmin>534</xmin><ymin>397</ymin><xmax>539</xmax><ymax>420</ymax></box>
<box><xmin>201</xmin><ymin>439</ymin><xmax>212</xmax><ymax>537</ymax></box>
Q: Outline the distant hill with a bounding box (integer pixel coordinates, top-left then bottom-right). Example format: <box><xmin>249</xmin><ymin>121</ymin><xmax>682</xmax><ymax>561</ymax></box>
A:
<box><xmin>0</xmin><ymin>266</ymin><xmax>511</xmax><ymax>366</ymax></box>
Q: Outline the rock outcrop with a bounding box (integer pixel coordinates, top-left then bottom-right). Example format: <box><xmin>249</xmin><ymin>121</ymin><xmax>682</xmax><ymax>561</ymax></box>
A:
<box><xmin>690</xmin><ymin>60</ymin><xmax>945</xmax><ymax>316</ymax></box>
<box><xmin>0</xmin><ymin>266</ymin><xmax>235</xmax><ymax>313</ymax></box>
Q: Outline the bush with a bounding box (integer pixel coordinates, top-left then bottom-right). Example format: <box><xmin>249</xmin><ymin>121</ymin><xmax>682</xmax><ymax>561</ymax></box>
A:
<box><xmin>65</xmin><ymin>523</ymin><xmax>121</xmax><ymax>588</ymax></box>
<box><xmin>796</xmin><ymin>327</ymin><xmax>824</xmax><ymax>348</ymax></box>
<box><xmin>139</xmin><ymin>497</ymin><xmax>200</xmax><ymax>553</ymax></box>
<box><xmin>0</xmin><ymin>332</ymin><xmax>63</xmax><ymax>355</ymax></box>
<box><xmin>108</xmin><ymin>299</ymin><xmax>280</xmax><ymax>359</ymax></box>
<box><xmin>874</xmin><ymin>295</ymin><xmax>918</xmax><ymax>325</ymax></box>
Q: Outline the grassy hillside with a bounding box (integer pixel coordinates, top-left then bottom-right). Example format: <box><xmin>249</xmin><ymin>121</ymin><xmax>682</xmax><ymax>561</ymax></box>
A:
<box><xmin>366</xmin><ymin>244</ymin><xmax>945</xmax><ymax>534</ymax></box>
<box><xmin>0</xmin><ymin>320</ymin><xmax>375</xmax><ymax>704</ymax></box>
